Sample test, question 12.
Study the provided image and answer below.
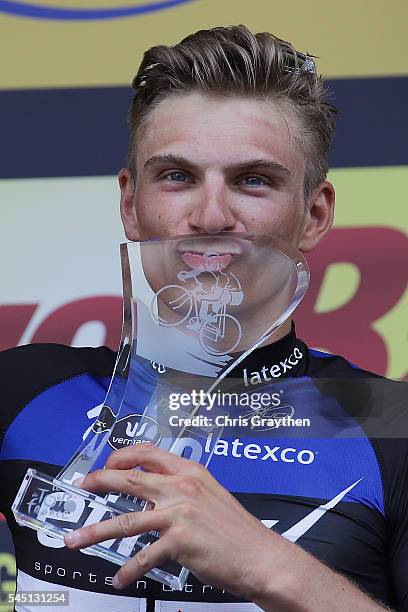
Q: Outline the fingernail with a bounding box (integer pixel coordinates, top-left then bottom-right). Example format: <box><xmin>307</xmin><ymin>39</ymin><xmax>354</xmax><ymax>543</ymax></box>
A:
<box><xmin>112</xmin><ymin>574</ymin><xmax>122</xmax><ymax>589</ymax></box>
<box><xmin>73</xmin><ymin>476</ymin><xmax>84</xmax><ymax>487</ymax></box>
<box><xmin>65</xmin><ymin>530</ymin><xmax>80</xmax><ymax>546</ymax></box>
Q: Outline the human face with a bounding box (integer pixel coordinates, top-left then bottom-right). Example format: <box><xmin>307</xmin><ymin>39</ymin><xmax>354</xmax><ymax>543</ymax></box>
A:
<box><xmin>120</xmin><ymin>92</ymin><xmax>335</xmax><ymax>342</ymax></box>
<box><xmin>120</xmin><ymin>92</ymin><xmax>333</xmax><ymax>250</ymax></box>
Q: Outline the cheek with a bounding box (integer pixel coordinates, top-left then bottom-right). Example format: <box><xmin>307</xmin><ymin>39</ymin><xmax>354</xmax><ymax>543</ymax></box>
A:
<box><xmin>135</xmin><ymin>194</ymin><xmax>182</xmax><ymax>238</ymax></box>
<box><xmin>246</xmin><ymin>200</ymin><xmax>303</xmax><ymax>240</ymax></box>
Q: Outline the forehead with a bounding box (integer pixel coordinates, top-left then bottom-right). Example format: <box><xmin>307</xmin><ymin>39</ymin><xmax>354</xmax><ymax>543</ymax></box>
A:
<box><xmin>137</xmin><ymin>92</ymin><xmax>304</xmax><ymax>172</ymax></box>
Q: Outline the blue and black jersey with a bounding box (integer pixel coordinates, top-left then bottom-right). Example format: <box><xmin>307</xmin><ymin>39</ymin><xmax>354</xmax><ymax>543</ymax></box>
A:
<box><xmin>1</xmin><ymin>328</ymin><xmax>407</xmax><ymax>611</ymax></box>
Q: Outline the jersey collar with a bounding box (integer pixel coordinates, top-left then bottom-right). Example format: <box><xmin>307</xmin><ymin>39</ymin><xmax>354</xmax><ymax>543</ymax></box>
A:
<box><xmin>226</xmin><ymin>323</ymin><xmax>307</xmax><ymax>386</ymax></box>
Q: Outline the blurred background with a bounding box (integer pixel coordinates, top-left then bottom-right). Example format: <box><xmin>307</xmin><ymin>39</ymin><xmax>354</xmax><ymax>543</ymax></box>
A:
<box><xmin>0</xmin><ymin>0</ymin><xmax>407</xmax><ymax>606</ymax></box>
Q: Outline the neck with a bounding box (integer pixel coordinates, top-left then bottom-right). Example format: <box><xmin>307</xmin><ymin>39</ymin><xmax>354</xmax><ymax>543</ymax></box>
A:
<box><xmin>260</xmin><ymin>318</ymin><xmax>293</xmax><ymax>348</ymax></box>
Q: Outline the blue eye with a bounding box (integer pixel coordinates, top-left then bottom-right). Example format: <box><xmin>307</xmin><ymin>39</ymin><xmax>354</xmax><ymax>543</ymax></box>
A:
<box><xmin>243</xmin><ymin>176</ymin><xmax>265</xmax><ymax>187</ymax></box>
<box><xmin>167</xmin><ymin>171</ymin><xmax>187</xmax><ymax>182</ymax></box>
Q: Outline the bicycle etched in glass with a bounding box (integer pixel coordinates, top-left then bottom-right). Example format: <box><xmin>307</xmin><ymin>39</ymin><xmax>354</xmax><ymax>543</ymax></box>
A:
<box><xmin>151</xmin><ymin>250</ymin><xmax>244</xmax><ymax>355</ymax></box>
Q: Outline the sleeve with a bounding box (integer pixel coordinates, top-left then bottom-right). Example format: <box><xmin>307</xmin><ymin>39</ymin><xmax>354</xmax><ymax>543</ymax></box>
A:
<box><xmin>374</xmin><ymin>436</ymin><xmax>408</xmax><ymax>610</ymax></box>
<box><xmin>0</xmin><ymin>343</ymin><xmax>79</xmax><ymax>451</ymax></box>
<box><xmin>0</xmin><ymin>343</ymin><xmax>114</xmax><ymax>513</ymax></box>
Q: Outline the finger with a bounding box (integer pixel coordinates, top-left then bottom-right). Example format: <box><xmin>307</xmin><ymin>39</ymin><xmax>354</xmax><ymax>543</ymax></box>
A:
<box><xmin>112</xmin><ymin>537</ymin><xmax>177</xmax><ymax>589</ymax></box>
<box><xmin>106</xmin><ymin>443</ymin><xmax>226</xmax><ymax>499</ymax></box>
<box><xmin>64</xmin><ymin>508</ymin><xmax>170</xmax><ymax>550</ymax></box>
<box><xmin>74</xmin><ymin>468</ymin><xmax>172</xmax><ymax>504</ymax></box>
<box><xmin>108</xmin><ymin>445</ymin><xmax>225</xmax><ymax>497</ymax></box>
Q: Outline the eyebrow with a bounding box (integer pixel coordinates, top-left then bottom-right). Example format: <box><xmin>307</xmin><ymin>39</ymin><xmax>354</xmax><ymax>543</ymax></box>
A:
<box><xmin>143</xmin><ymin>153</ymin><xmax>291</xmax><ymax>176</ymax></box>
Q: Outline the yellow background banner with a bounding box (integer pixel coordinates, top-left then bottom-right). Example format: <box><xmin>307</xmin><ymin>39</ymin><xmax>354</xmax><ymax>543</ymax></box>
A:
<box><xmin>0</xmin><ymin>0</ymin><xmax>407</xmax><ymax>89</ymax></box>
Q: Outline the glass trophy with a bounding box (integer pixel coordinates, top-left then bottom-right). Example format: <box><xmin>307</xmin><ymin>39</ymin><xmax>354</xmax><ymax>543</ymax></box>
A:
<box><xmin>13</xmin><ymin>233</ymin><xmax>309</xmax><ymax>590</ymax></box>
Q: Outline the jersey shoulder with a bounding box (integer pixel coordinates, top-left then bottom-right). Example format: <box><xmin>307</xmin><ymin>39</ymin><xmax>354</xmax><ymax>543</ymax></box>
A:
<box><xmin>304</xmin><ymin>344</ymin><xmax>378</xmax><ymax>378</ymax></box>
<box><xmin>302</xmin><ymin>341</ymin><xmax>408</xmax><ymax>517</ymax></box>
<box><xmin>0</xmin><ymin>343</ymin><xmax>116</xmax><ymax>442</ymax></box>
<box><xmin>302</xmin><ymin>341</ymin><xmax>406</xmax><ymax>420</ymax></box>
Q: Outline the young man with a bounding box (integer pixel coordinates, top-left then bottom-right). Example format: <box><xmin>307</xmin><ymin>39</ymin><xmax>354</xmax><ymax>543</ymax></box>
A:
<box><xmin>2</xmin><ymin>25</ymin><xmax>407</xmax><ymax>611</ymax></box>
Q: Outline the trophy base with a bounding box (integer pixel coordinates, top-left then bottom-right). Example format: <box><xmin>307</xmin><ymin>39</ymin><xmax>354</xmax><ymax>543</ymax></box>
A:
<box><xmin>12</xmin><ymin>468</ymin><xmax>189</xmax><ymax>591</ymax></box>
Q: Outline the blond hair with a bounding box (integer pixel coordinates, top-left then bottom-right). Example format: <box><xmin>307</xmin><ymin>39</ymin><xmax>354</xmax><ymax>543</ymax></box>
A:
<box><xmin>127</xmin><ymin>25</ymin><xmax>337</xmax><ymax>198</ymax></box>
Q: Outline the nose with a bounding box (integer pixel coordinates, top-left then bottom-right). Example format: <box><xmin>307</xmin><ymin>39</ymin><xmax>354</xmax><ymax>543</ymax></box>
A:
<box><xmin>188</xmin><ymin>179</ymin><xmax>237</xmax><ymax>235</ymax></box>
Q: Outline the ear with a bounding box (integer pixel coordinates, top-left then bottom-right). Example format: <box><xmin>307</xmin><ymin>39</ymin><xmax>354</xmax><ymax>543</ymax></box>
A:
<box><xmin>119</xmin><ymin>168</ymin><xmax>139</xmax><ymax>241</ymax></box>
<box><xmin>298</xmin><ymin>180</ymin><xmax>335</xmax><ymax>252</ymax></box>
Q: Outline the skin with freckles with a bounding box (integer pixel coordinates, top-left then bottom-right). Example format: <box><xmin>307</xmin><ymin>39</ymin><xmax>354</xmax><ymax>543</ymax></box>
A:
<box><xmin>119</xmin><ymin>92</ymin><xmax>334</xmax><ymax>341</ymax></box>
<box><xmin>119</xmin><ymin>92</ymin><xmax>334</xmax><ymax>251</ymax></box>
<box><xmin>64</xmin><ymin>94</ymin><xmax>384</xmax><ymax>609</ymax></box>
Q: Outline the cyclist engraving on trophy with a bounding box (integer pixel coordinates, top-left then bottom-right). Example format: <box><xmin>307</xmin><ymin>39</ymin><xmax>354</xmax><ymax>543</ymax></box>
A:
<box><xmin>151</xmin><ymin>250</ymin><xmax>244</xmax><ymax>355</ymax></box>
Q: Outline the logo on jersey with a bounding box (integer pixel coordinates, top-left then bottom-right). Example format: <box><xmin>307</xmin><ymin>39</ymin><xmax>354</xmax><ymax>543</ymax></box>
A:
<box><xmin>108</xmin><ymin>413</ymin><xmax>162</xmax><ymax>450</ymax></box>
<box><xmin>262</xmin><ymin>478</ymin><xmax>363</xmax><ymax>542</ymax></box>
<box><xmin>203</xmin><ymin>436</ymin><xmax>316</xmax><ymax>464</ymax></box>
<box><xmin>0</xmin><ymin>0</ymin><xmax>194</xmax><ymax>21</ymax></box>
<box><xmin>90</xmin><ymin>405</ymin><xmax>115</xmax><ymax>434</ymax></box>
<box><xmin>243</xmin><ymin>346</ymin><xmax>304</xmax><ymax>387</ymax></box>
<box><xmin>151</xmin><ymin>360</ymin><xmax>167</xmax><ymax>374</ymax></box>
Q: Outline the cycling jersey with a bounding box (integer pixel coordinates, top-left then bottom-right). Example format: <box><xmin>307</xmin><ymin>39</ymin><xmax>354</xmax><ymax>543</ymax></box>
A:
<box><xmin>1</xmin><ymin>328</ymin><xmax>407</xmax><ymax>611</ymax></box>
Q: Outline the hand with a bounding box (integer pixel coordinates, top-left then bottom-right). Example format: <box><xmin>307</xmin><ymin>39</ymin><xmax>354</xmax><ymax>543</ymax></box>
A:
<box><xmin>64</xmin><ymin>443</ymin><xmax>285</xmax><ymax>601</ymax></box>
<box><xmin>64</xmin><ymin>444</ymin><xmax>388</xmax><ymax>611</ymax></box>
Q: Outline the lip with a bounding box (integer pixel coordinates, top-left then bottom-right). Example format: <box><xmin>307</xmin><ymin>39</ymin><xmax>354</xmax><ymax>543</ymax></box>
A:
<box><xmin>177</xmin><ymin>237</ymin><xmax>251</xmax><ymax>271</ymax></box>
<box><xmin>176</xmin><ymin>237</ymin><xmax>248</xmax><ymax>257</ymax></box>
<box><xmin>180</xmin><ymin>251</ymin><xmax>234</xmax><ymax>270</ymax></box>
